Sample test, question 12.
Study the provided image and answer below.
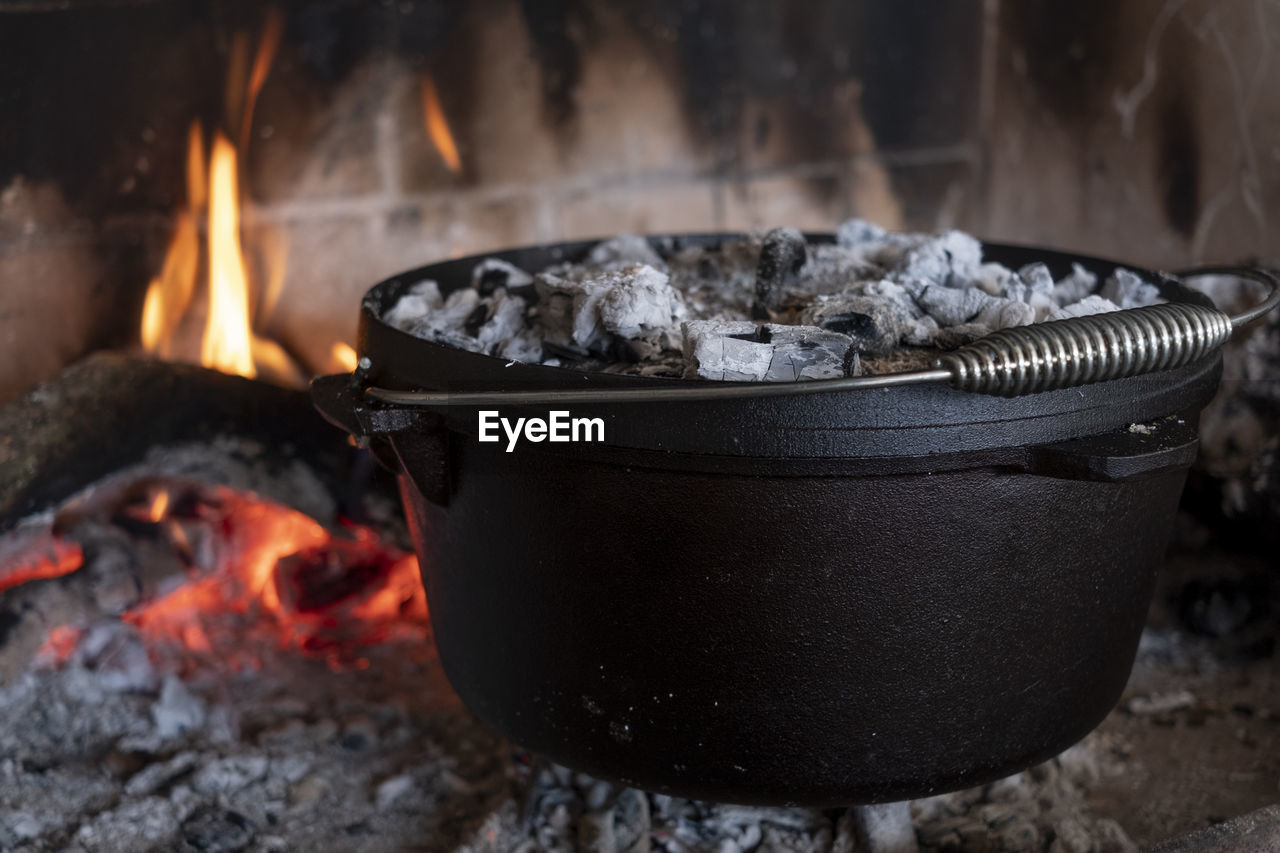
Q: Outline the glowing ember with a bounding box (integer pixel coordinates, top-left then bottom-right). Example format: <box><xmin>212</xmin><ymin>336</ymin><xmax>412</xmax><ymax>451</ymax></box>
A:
<box><xmin>115</xmin><ymin>483</ymin><xmax>426</xmax><ymax>669</ymax></box>
<box><xmin>2</xmin><ymin>478</ymin><xmax>427</xmax><ymax>673</ymax></box>
<box><xmin>421</xmin><ymin>74</ymin><xmax>462</xmax><ymax>173</ymax></box>
<box><xmin>33</xmin><ymin>625</ymin><xmax>82</xmax><ymax>668</ymax></box>
<box><xmin>0</xmin><ymin>534</ymin><xmax>82</xmax><ymax>594</ymax></box>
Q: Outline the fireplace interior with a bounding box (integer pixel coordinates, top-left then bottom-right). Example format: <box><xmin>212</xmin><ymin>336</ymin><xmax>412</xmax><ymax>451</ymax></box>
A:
<box><xmin>2</xmin><ymin>1</ymin><xmax>1279</xmax><ymax>851</ymax></box>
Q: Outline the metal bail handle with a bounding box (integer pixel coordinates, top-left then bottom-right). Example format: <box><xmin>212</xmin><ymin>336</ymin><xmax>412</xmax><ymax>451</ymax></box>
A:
<box><xmin>357</xmin><ymin>264</ymin><xmax>1279</xmax><ymax>407</ymax></box>
<box><xmin>940</xmin><ymin>301</ymin><xmax>1234</xmax><ymax>397</ymax></box>
<box><xmin>943</xmin><ymin>263</ymin><xmax>1278</xmax><ymax>396</ymax></box>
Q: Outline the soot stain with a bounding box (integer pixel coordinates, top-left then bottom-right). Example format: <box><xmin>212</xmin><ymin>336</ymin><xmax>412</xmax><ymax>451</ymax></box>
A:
<box><xmin>520</xmin><ymin>0</ymin><xmax>586</xmax><ymax>131</ymax></box>
<box><xmin>1158</xmin><ymin>87</ymin><xmax>1200</xmax><ymax>238</ymax></box>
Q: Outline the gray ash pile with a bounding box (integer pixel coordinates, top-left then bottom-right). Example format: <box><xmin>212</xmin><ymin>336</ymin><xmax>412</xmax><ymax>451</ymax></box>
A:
<box><xmin>383</xmin><ymin>222</ymin><xmax>1163</xmax><ymax>382</ymax></box>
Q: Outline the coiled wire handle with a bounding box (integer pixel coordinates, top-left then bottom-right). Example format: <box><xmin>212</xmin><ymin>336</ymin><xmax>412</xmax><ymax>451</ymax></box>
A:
<box><xmin>940</xmin><ymin>265</ymin><xmax>1277</xmax><ymax>396</ymax></box>
<box><xmin>940</xmin><ymin>302</ymin><xmax>1233</xmax><ymax>397</ymax></box>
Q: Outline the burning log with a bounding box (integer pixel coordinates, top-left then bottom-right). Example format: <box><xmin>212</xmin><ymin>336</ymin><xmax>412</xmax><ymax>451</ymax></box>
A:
<box><xmin>0</xmin><ymin>353</ymin><xmax>355</xmax><ymax>528</ymax></box>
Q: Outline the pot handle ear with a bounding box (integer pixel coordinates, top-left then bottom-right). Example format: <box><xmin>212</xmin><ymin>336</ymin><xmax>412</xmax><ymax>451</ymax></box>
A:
<box><xmin>311</xmin><ymin>372</ymin><xmax>426</xmax><ymax>438</ymax></box>
<box><xmin>1025</xmin><ymin>416</ymin><xmax>1200</xmax><ymax>482</ymax></box>
<box><xmin>310</xmin><ymin>373</ymin><xmax>452</xmax><ymax>507</ymax></box>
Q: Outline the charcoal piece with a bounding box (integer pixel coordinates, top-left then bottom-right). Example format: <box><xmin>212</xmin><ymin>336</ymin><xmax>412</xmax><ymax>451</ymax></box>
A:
<box><xmin>976</xmin><ymin>262</ymin><xmax>1015</xmax><ymax>296</ymax></box>
<box><xmin>933</xmin><ymin>322</ymin><xmax>992</xmax><ymax>349</ymax></box>
<box><xmin>1103</xmin><ymin>268</ymin><xmax>1162</xmax><ymax>309</ymax></box>
<box><xmin>382</xmin><ymin>280</ymin><xmax>442</xmax><ymax>332</ymax></box>
<box><xmin>397</xmin><ymin>288</ymin><xmax>484</xmax><ymax>353</ymax></box>
<box><xmin>1009</xmin><ymin>263</ymin><xmax>1058</xmax><ymax>319</ymax></box>
<box><xmin>755</xmin><ymin>227</ymin><xmax>808</xmax><ymax>311</ymax></box>
<box><xmin>893</xmin><ymin>229</ymin><xmax>982</xmax><ymax>289</ymax></box>
<box><xmin>682</xmin><ymin>320</ymin><xmax>774</xmax><ymax>381</ymax></box>
<box><xmin>375</xmin><ymin>774</ymin><xmax>416</xmax><ymax>809</ymax></box>
<box><xmin>835</xmin><ymin>217</ymin><xmax>888</xmax><ymax>248</ymax></box>
<box><xmin>1054</xmin><ymin>263</ymin><xmax>1100</xmax><ymax>305</ymax></box>
<box><xmin>762</xmin><ymin>327</ymin><xmax>853</xmax><ymax>381</ymax></box>
<box><xmin>903</xmin><ymin>315</ymin><xmax>940</xmax><ymax>346</ymax></box>
<box><xmin>578</xmin><ymin>787</ymin><xmax>649</xmax><ymax>853</ymax></box>
<box><xmin>850</xmin><ymin>801</ymin><xmax>918</xmax><ymax>853</ymax></box>
<box><xmin>496</xmin><ymin>329</ymin><xmax>544</xmax><ymax>364</ymax></box>
<box><xmin>536</xmin><ymin>264</ymin><xmax>683</xmax><ymax>352</ymax></box>
<box><xmin>533</xmin><ymin>272</ymin><xmax>596</xmax><ymax>347</ymax></box>
<box><xmin>124</xmin><ymin>751</ymin><xmax>200</xmax><ymax>797</ymax></box>
<box><xmin>682</xmin><ymin>321</ymin><xmax>851</xmax><ymax>382</ymax></box>
<box><xmin>152</xmin><ymin>675</ymin><xmax>207</xmax><ymax>740</ymax></box>
<box><xmin>475</xmin><ymin>292</ymin><xmax>529</xmax><ymax>354</ymax></box>
<box><xmin>463</xmin><ymin>302</ymin><xmax>490</xmax><ymax>338</ymax></box>
<box><xmin>597</xmin><ymin>265</ymin><xmax>686</xmax><ymax>339</ymax></box>
<box><xmin>799</xmin><ymin>244</ymin><xmax>881</xmax><ymax>295</ymax></box>
<box><xmin>587</xmin><ymin>234</ymin><xmax>666</xmax><ymax>271</ymax></box>
<box><xmin>909</xmin><ymin>282</ymin><xmax>992</xmax><ymax>327</ymax></box>
<box><xmin>76</xmin><ymin>798</ymin><xmax>181</xmax><ymax>850</ymax></box>
<box><xmin>975</xmin><ymin>297</ymin><xmax>1035</xmax><ymax>331</ymax></box>
<box><xmin>1048</xmin><ymin>295</ymin><xmax>1121</xmax><ymax>321</ymax></box>
<box><xmin>800</xmin><ymin>294</ymin><xmax>909</xmax><ymax>356</ymax></box>
<box><xmin>471</xmin><ymin>258</ymin><xmax>534</xmax><ymax>296</ymax></box>
<box><xmin>1014</xmin><ymin>262</ymin><xmax>1056</xmax><ymax>299</ymax></box>
<box><xmin>180</xmin><ymin>806</ymin><xmax>257</xmax><ymax>853</ymax></box>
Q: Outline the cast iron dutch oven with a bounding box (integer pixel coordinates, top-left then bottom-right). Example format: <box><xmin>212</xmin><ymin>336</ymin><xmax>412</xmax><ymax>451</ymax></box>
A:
<box><xmin>312</xmin><ymin>235</ymin><xmax>1278</xmax><ymax>806</ymax></box>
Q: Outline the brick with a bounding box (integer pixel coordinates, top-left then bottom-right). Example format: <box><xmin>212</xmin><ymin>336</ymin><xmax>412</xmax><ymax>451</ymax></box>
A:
<box><xmin>554</xmin><ymin>182</ymin><xmax>718</xmax><ymax>240</ymax></box>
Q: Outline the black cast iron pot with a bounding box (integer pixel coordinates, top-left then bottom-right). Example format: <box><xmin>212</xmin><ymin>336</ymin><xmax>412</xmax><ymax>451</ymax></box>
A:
<box><xmin>312</xmin><ymin>235</ymin><xmax>1276</xmax><ymax>806</ymax></box>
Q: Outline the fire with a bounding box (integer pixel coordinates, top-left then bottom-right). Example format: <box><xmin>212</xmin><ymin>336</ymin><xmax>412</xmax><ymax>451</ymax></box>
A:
<box><xmin>330</xmin><ymin>341</ymin><xmax>358</xmax><ymax>372</ymax></box>
<box><xmin>34</xmin><ymin>625</ymin><xmax>82</xmax><ymax>669</ymax></box>
<box><xmin>139</xmin><ymin>10</ymin><xmax>358</xmax><ymax>384</ymax></box>
<box><xmin>146</xmin><ymin>489</ymin><xmax>170</xmax><ymax>522</ymax></box>
<box><xmin>421</xmin><ymin>75</ymin><xmax>462</xmax><ymax>173</ymax></box>
<box><xmin>2</xmin><ymin>479</ymin><xmax>427</xmax><ymax>673</ymax></box>
<box><xmin>239</xmin><ymin>7</ymin><xmax>284</xmax><ymax>152</ymax></box>
<box><xmin>0</xmin><ymin>533</ymin><xmax>82</xmax><ymax>594</ymax></box>
<box><xmin>201</xmin><ymin>132</ymin><xmax>257</xmax><ymax>378</ymax></box>
<box><xmin>116</xmin><ymin>482</ymin><xmax>427</xmax><ymax>669</ymax></box>
<box><xmin>140</xmin><ymin>122</ymin><xmax>204</xmax><ymax>357</ymax></box>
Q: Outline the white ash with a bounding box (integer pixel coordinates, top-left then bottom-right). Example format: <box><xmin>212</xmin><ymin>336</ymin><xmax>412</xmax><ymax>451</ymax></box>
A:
<box><xmin>1102</xmin><ymin>268</ymin><xmax>1162</xmax><ymax>309</ymax></box>
<box><xmin>2</xmin><ymin>512</ymin><xmax>1275</xmax><ymax>852</ymax></box>
<box><xmin>1049</xmin><ymin>294</ymin><xmax>1123</xmax><ymax>321</ymax></box>
<box><xmin>384</xmin><ymin>222</ymin><xmax>1165</xmax><ymax>380</ymax></box>
<box><xmin>1125</xmin><ymin>689</ymin><xmax>1196</xmax><ymax>716</ymax></box>
<box><xmin>534</xmin><ymin>263</ymin><xmax>686</xmax><ymax>356</ymax></box>
<box><xmin>586</xmin><ymin>232</ymin><xmax>668</xmax><ymax>270</ymax></box>
<box><xmin>682</xmin><ymin>321</ymin><xmax>852</xmax><ymax>382</ymax></box>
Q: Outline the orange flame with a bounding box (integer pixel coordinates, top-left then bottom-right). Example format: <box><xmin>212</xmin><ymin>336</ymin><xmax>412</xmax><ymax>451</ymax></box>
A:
<box><xmin>240</xmin><ymin>8</ymin><xmax>285</xmax><ymax>152</ymax></box>
<box><xmin>140</xmin><ymin>213</ymin><xmax>199</xmax><ymax>356</ymax></box>
<box><xmin>330</xmin><ymin>342</ymin><xmax>358</xmax><ymax>372</ymax></box>
<box><xmin>421</xmin><ymin>75</ymin><xmax>462</xmax><ymax>173</ymax></box>
<box><xmin>140</xmin><ymin>12</ymin><xmax>300</xmax><ymax>383</ymax></box>
<box><xmin>201</xmin><ymin>132</ymin><xmax>257</xmax><ymax>378</ymax></box>
<box><xmin>141</xmin><ymin>122</ymin><xmax>205</xmax><ymax>358</ymax></box>
<box><xmin>146</xmin><ymin>489</ymin><xmax>170</xmax><ymax>523</ymax></box>
<box><xmin>116</xmin><ymin>484</ymin><xmax>426</xmax><ymax>666</ymax></box>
